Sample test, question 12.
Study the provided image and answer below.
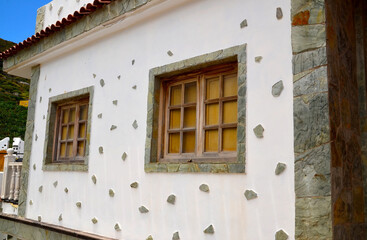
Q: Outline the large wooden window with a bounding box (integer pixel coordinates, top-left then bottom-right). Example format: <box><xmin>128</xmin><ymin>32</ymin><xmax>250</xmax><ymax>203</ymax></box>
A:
<box><xmin>53</xmin><ymin>98</ymin><xmax>89</xmax><ymax>162</ymax></box>
<box><xmin>160</xmin><ymin>63</ymin><xmax>238</xmax><ymax>162</ymax></box>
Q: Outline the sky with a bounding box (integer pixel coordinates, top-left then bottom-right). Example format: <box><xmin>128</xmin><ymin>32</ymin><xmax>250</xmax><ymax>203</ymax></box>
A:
<box><xmin>0</xmin><ymin>0</ymin><xmax>51</xmax><ymax>44</ymax></box>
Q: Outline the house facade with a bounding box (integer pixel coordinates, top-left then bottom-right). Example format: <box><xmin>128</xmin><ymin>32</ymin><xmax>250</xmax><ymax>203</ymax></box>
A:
<box><xmin>0</xmin><ymin>0</ymin><xmax>365</xmax><ymax>239</ymax></box>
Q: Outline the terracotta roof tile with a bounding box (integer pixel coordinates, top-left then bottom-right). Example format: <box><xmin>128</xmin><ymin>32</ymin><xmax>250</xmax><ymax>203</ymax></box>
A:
<box><xmin>0</xmin><ymin>0</ymin><xmax>114</xmax><ymax>60</ymax></box>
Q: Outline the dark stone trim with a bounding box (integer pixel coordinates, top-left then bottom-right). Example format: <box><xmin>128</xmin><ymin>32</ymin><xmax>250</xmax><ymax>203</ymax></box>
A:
<box><xmin>145</xmin><ymin>44</ymin><xmax>247</xmax><ymax>173</ymax></box>
<box><xmin>18</xmin><ymin>65</ymin><xmax>40</xmax><ymax>217</ymax></box>
<box><xmin>0</xmin><ymin>213</ymin><xmax>117</xmax><ymax>240</ymax></box>
<box><xmin>42</xmin><ymin>86</ymin><xmax>94</xmax><ymax>172</ymax></box>
<box><xmin>291</xmin><ymin>0</ymin><xmax>332</xmax><ymax>239</ymax></box>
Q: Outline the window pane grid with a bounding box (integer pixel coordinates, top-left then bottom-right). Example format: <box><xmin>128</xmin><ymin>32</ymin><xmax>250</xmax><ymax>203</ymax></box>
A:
<box><xmin>55</xmin><ymin>101</ymin><xmax>88</xmax><ymax>162</ymax></box>
<box><xmin>162</xmin><ymin>66</ymin><xmax>237</xmax><ymax>161</ymax></box>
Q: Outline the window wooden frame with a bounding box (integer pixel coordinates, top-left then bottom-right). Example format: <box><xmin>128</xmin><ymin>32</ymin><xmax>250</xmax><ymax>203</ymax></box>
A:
<box><xmin>159</xmin><ymin>63</ymin><xmax>238</xmax><ymax>163</ymax></box>
<box><xmin>145</xmin><ymin>44</ymin><xmax>246</xmax><ymax>173</ymax></box>
<box><xmin>42</xmin><ymin>86</ymin><xmax>93</xmax><ymax>172</ymax></box>
<box><xmin>53</xmin><ymin>98</ymin><xmax>89</xmax><ymax>163</ymax></box>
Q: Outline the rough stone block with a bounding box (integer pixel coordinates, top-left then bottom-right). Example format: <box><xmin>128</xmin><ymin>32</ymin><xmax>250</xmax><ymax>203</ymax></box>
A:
<box><xmin>139</xmin><ymin>206</ymin><xmax>149</xmax><ymax>213</ymax></box>
<box><xmin>244</xmin><ymin>190</ymin><xmax>258</xmax><ymax>200</ymax></box>
<box><xmin>199</xmin><ymin>184</ymin><xmax>210</xmax><ymax>192</ymax></box>
<box><xmin>272</xmin><ymin>80</ymin><xmax>284</xmax><ymax>97</ymax></box>
<box><xmin>253</xmin><ymin>124</ymin><xmax>264</xmax><ymax>138</ymax></box>
<box><xmin>240</xmin><ymin>19</ymin><xmax>248</xmax><ymax>28</ymax></box>
<box><xmin>292</xmin><ymin>25</ymin><xmax>326</xmax><ymax>54</ymax></box>
<box><xmin>172</xmin><ymin>232</ymin><xmax>180</xmax><ymax>240</ymax></box>
<box><xmin>204</xmin><ymin>225</ymin><xmax>215</xmax><ymax>234</ymax></box>
<box><xmin>275</xmin><ymin>162</ymin><xmax>287</xmax><ymax>175</ymax></box>
<box><xmin>294</xmin><ymin>66</ymin><xmax>327</xmax><ymax>97</ymax></box>
<box><xmin>167</xmin><ymin>194</ymin><xmax>176</xmax><ymax>204</ymax></box>
<box><xmin>275</xmin><ymin>229</ymin><xmax>288</xmax><ymax>240</ymax></box>
<box><xmin>276</xmin><ymin>7</ymin><xmax>283</xmax><ymax>19</ymax></box>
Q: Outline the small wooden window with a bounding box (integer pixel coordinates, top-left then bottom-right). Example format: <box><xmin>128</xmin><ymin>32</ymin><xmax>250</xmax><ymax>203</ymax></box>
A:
<box><xmin>53</xmin><ymin>98</ymin><xmax>89</xmax><ymax>163</ymax></box>
<box><xmin>159</xmin><ymin>62</ymin><xmax>238</xmax><ymax>162</ymax></box>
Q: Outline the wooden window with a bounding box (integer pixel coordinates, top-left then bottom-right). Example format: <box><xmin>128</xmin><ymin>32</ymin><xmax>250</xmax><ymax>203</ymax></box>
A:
<box><xmin>159</xmin><ymin>62</ymin><xmax>238</xmax><ymax>162</ymax></box>
<box><xmin>53</xmin><ymin>98</ymin><xmax>89</xmax><ymax>163</ymax></box>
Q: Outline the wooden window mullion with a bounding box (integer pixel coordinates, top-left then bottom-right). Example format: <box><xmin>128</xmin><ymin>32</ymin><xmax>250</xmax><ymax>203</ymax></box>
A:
<box><xmin>218</xmin><ymin>75</ymin><xmax>224</xmax><ymax>153</ymax></box>
<box><xmin>179</xmin><ymin>83</ymin><xmax>185</xmax><ymax>154</ymax></box>
<box><xmin>73</xmin><ymin>104</ymin><xmax>80</xmax><ymax>160</ymax></box>
<box><xmin>197</xmin><ymin>75</ymin><xmax>204</xmax><ymax>157</ymax></box>
<box><xmin>56</xmin><ymin>108</ymin><xmax>63</xmax><ymax>161</ymax></box>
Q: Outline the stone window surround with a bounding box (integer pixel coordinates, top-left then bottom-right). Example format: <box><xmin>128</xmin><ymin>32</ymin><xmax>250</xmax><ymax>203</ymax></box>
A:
<box><xmin>42</xmin><ymin>86</ymin><xmax>94</xmax><ymax>172</ymax></box>
<box><xmin>145</xmin><ymin>44</ymin><xmax>246</xmax><ymax>173</ymax></box>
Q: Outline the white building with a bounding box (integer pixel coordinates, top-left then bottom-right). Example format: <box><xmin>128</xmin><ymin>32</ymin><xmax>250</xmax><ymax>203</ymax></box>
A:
<box><xmin>0</xmin><ymin>0</ymin><xmax>366</xmax><ymax>239</ymax></box>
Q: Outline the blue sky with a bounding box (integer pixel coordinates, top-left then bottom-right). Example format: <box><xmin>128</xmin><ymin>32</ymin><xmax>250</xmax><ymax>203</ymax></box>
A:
<box><xmin>0</xmin><ymin>0</ymin><xmax>51</xmax><ymax>44</ymax></box>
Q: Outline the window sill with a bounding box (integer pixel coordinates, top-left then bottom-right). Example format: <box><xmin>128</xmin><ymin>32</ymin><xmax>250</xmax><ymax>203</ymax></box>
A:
<box><xmin>42</xmin><ymin>163</ymin><xmax>88</xmax><ymax>172</ymax></box>
<box><xmin>145</xmin><ymin>162</ymin><xmax>245</xmax><ymax>173</ymax></box>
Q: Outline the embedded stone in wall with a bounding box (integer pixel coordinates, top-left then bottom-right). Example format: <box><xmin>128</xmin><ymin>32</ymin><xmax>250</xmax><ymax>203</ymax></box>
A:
<box><xmin>146</xmin><ymin>235</ymin><xmax>153</xmax><ymax>240</ymax></box>
<box><xmin>139</xmin><ymin>206</ymin><xmax>149</xmax><ymax>213</ymax></box>
<box><xmin>49</xmin><ymin>88</ymin><xmax>52</xmax><ymax>92</ymax></box>
<box><xmin>33</xmin><ymin>164</ymin><xmax>36</xmax><ymax>170</ymax></box>
<box><xmin>49</xmin><ymin>3</ymin><xmax>53</xmax><ymax>10</ymax></box>
<box><xmin>199</xmin><ymin>184</ymin><xmax>210</xmax><ymax>192</ymax></box>
<box><xmin>240</xmin><ymin>19</ymin><xmax>248</xmax><ymax>28</ymax></box>
<box><xmin>100</xmin><ymin>79</ymin><xmax>105</xmax><ymax>87</ymax></box>
<box><xmin>64</xmin><ymin>187</ymin><xmax>69</xmax><ymax>193</ymax></box>
<box><xmin>132</xmin><ymin>120</ymin><xmax>138</xmax><ymax>129</ymax></box>
<box><xmin>76</xmin><ymin>201</ymin><xmax>82</xmax><ymax>208</ymax></box>
<box><xmin>130</xmin><ymin>182</ymin><xmax>138</xmax><ymax>188</ymax></box>
<box><xmin>132</xmin><ymin>59</ymin><xmax>135</xmax><ymax>65</ymax></box>
<box><xmin>91</xmin><ymin>217</ymin><xmax>98</xmax><ymax>224</ymax></box>
<box><xmin>172</xmin><ymin>231</ymin><xmax>180</xmax><ymax>240</ymax></box>
<box><xmin>91</xmin><ymin>175</ymin><xmax>97</xmax><ymax>184</ymax></box>
<box><xmin>57</xmin><ymin>6</ymin><xmax>63</xmax><ymax>15</ymax></box>
<box><xmin>109</xmin><ymin>189</ymin><xmax>115</xmax><ymax>197</ymax></box>
<box><xmin>117</xmin><ymin>75</ymin><xmax>121</xmax><ymax>80</ymax></box>
<box><xmin>204</xmin><ymin>225</ymin><xmax>215</xmax><ymax>234</ymax></box>
<box><xmin>276</xmin><ymin>7</ymin><xmax>283</xmax><ymax>20</ymax></box>
<box><xmin>98</xmin><ymin>113</ymin><xmax>102</xmax><ymax>119</ymax></box>
<box><xmin>93</xmin><ymin>74</ymin><xmax>96</xmax><ymax>78</ymax></box>
<box><xmin>132</xmin><ymin>85</ymin><xmax>137</xmax><ymax>89</ymax></box>
<box><xmin>113</xmin><ymin>100</ymin><xmax>118</xmax><ymax>105</ymax></box>
<box><xmin>110</xmin><ymin>125</ymin><xmax>117</xmax><ymax>131</ymax></box>
<box><xmin>122</xmin><ymin>152</ymin><xmax>127</xmax><ymax>161</ymax></box>
<box><xmin>38</xmin><ymin>216</ymin><xmax>42</xmax><ymax>222</ymax></box>
<box><xmin>38</xmin><ymin>186</ymin><xmax>43</xmax><ymax>193</ymax></box>
<box><xmin>272</xmin><ymin>80</ymin><xmax>284</xmax><ymax>97</ymax></box>
<box><xmin>43</xmin><ymin>115</ymin><xmax>45</xmax><ymax>119</ymax></box>
<box><xmin>53</xmin><ymin>181</ymin><xmax>58</xmax><ymax>188</ymax></box>
<box><xmin>275</xmin><ymin>229</ymin><xmax>289</xmax><ymax>240</ymax></box>
<box><xmin>35</xmin><ymin>134</ymin><xmax>38</xmax><ymax>141</ymax></box>
<box><xmin>99</xmin><ymin>146</ymin><xmax>103</xmax><ymax>154</ymax></box>
<box><xmin>58</xmin><ymin>214</ymin><xmax>62</xmax><ymax>221</ymax></box>
<box><xmin>167</xmin><ymin>194</ymin><xmax>176</xmax><ymax>204</ymax></box>
<box><xmin>244</xmin><ymin>190</ymin><xmax>258</xmax><ymax>200</ymax></box>
<box><xmin>275</xmin><ymin>162</ymin><xmax>287</xmax><ymax>175</ymax></box>
<box><xmin>40</xmin><ymin>96</ymin><xmax>42</xmax><ymax>103</ymax></box>
<box><xmin>255</xmin><ymin>56</ymin><xmax>263</xmax><ymax>63</ymax></box>
<box><xmin>167</xmin><ymin>50</ymin><xmax>173</xmax><ymax>56</ymax></box>
<box><xmin>29</xmin><ymin>200</ymin><xmax>33</xmax><ymax>205</ymax></box>
<box><xmin>114</xmin><ymin>223</ymin><xmax>121</xmax><ymax>231</ymax></box>
<box><xmin>253</xmin><ymin>124</ymin><xmax>264</xmax><ymax>138</ymax></box>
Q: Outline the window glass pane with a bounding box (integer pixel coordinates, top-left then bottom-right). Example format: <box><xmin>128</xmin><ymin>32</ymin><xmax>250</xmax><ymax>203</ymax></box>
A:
<box><xmin>77</xmin><ymin>141</ymin><xmax>85</xmax><ymax>156</ymax></box>
<box><xmin>223</xmin><ymin>101</ymin><xmax>237</xmax><ymax>123</ymax></box>
<box><xmin>222</xmin><ymin>128</ymin><xmax>237</xmax><ymax>151</ymax></box>
<box><xmin>206</xmin><ymin>77</ymin><xmax>219</xmax><ymax>99</ymax></box>
<box><xmin>183</xmin><ymin>107</ymin><xmax>196</xmax><ymax>128</ymax></box>
<box><xmin>183</xmin><ymin>131</ymin><xmax>195</xmax><ymax>153</ymax></box>
<box><xmin>69</xmin><ymin>107</ymin><xmax>76</xmax><ymax>122</ymax></box>
<box><xmin>62</xmin><ymin>109</ymin><xmax>69</xmax><ymax>124</ymax></box>
<box><xmin>78</xmin><ymin>123</ymin><xmax>86</xmax><ymax>138</ymax></box>
<box><xmin>170</xmin><ymin>85</ymin><xmax>181</xmax><ymax>106</ymax></box>
<box><xmin>169</xmin><ymin>109</ymin><xmax>181</xmax><ymax>129</ymax></box>
<box><xmin>60</xmin><ymin>143</ymin><xmax>66</xmax><ymax>157</ymax></box>
<box><xmin>79</xmin><ymin>105</ymin><xmax>88</xmax><ymax>120</ymax></box>
<box><xmin>66</xmin><ymin>142</ymin><xmax>73</xmax><ymax>157</ymax></box>
<box><xmin>205</xmin><ymin>129</ymin><xmax>218</xmax><ymax>152</ymax></box>
<box><xmin>184</xmin><ymin>82</ymin><xmax>196</xmax><ymax>103</ymax></box>
<box><xmin>223</xmin><ymin>74</ymin><xmax>237</xmax><ymax>97</ymax></box>
<box><xmin>168</xmin><ymin>133</ymin><xmax>180</xmax><ymax>153</ymax></box>
<box><xmin>61</xmin><ymin>126</ymin><xmax>67</xmax><ymax>140</ymax></box>
<box><xmin>68</xmin><ymin>124</ymin><xmax>74</xmax><ymax>139</ymax></box>
<box><xmin>205</xmin><ymin>103</ymin><xmax>219</xmax><ymax>125</ymax></box>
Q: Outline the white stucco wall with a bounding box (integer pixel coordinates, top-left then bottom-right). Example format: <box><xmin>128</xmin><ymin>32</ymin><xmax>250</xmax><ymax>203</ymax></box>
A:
<box><xmin>26</xmin><ymin>0</ymin><xmax>294</xmax><ymax>239</ymax></box>
<box><xmin>42</xmin><ymin>0</ymin><xmax>92</xmax><ymax>27</ymax></box>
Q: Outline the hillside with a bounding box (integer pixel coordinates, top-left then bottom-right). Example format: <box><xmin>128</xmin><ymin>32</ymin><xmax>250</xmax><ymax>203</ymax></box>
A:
<box><xmin>0</xmin><ymin>38</ymin><xmax>29</xmax><ymax>141</ymax></box>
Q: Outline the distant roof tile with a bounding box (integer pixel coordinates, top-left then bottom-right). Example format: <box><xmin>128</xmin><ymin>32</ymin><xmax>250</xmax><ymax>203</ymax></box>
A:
<box><xmin>0</xmin><ymin>0</ymin><xmax>113</xmax><ymax>60</ymax></box>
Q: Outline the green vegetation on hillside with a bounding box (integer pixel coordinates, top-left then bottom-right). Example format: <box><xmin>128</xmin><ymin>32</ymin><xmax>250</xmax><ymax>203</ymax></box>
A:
<box><xmin>0</xmin><ymin>38</ymin><xmax>29</xmax><ymax>140</ymax></box>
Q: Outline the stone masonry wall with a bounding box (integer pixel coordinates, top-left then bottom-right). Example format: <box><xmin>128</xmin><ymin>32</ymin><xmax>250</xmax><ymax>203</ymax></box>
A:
<box><xmin>291</xmin><ymin>0</ymin><xmax>332</xmax><ymax>239</ymax></box>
